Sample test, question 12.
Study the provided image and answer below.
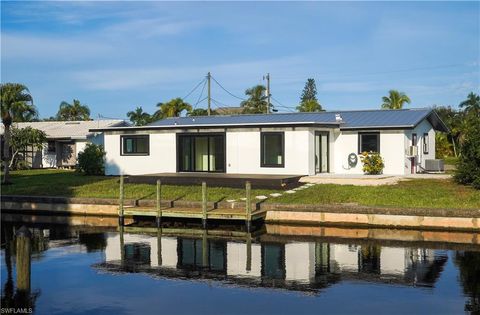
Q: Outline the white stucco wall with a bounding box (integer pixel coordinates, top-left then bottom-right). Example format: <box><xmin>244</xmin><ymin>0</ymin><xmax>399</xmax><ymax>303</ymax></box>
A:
<box><xmin>333</xmin><ymin>130</ymin><xmax>407</xmax><ymax>175</ymax></box>
<box><xmin>406</xmin><ymin>119</ymin><xmax>436</xmax><ymax>173</ymax></box>
<box><xmin>101</xmin><ymin>121</ymin><xmax>435</xmax><ymax>176</ymax></box>
<box><xmin>226</xmin><ymin>129</ymin><xmax>311</xmax><ymax>175</ymax></box>
<box><xmin>104</xmin><ymin>132</ymin><xmax>177</xmax><ymax>175</ymax></box>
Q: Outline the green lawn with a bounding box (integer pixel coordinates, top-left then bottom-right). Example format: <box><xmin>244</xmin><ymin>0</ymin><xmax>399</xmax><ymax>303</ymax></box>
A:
<box><xmin>0</xmin><ymin>169</ymin><xmax>277</xmax><ymax>202</ymax></box>
<box><xmin>2</xmin><ymin>169</ymin><xmax>479</xmax><ymax>209</ymax></box>
<box><xmin>272</xmin><ymin>179</ymin><xmax>480</xmax><ymax>209</ymax></box>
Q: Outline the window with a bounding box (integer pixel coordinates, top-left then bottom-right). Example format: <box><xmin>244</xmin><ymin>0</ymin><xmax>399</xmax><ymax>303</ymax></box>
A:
<box><xmin>47</xmin><ymin>141</ymin><xmax>56</xmax><ymax>153</ymax></box>
<box><xmin>412</xmin><ymin>133</ymin><xmax>418</xmax><ymax>146</ymax></box>
<box><xmin>261</xmin><ymin>132</ymin><xmax>284</xmax><ymax>167</ymax></box>
<box><xmin>121</xmin><ymin>135</ymin><xmax>149</xmax><ymax>155</ymax></box>
<box><xmin>358</xmin><ymin>132</ymin><xmax>380</xmax><ymax>153</ymax></box>
<box><xmin>423</xmin><ymin>133</ymin><xmax>429</xmax><ymax>154</ymax></box>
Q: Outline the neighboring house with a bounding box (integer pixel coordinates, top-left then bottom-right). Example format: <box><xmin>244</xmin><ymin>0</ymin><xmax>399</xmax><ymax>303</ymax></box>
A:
<box><xmin>1</xmin><ymin>120</ymin><xmax>128</xmax><ymax>168</ymax></box>
<box><xmin>91</xmin><ymin>108</ymin><xmax>448</xmax><ymax>176</ymax></box>
<box><xmin>215</xmin><ymin>106</ymin><xmax>244</xmax><ymax>115</ymax></box>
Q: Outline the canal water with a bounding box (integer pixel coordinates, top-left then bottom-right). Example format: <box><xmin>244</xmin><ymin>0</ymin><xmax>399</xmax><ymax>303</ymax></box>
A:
<box><xmin>1</xmin><ymin>216</ymin><xmax>479</xmax><ymax>315</ymax></box>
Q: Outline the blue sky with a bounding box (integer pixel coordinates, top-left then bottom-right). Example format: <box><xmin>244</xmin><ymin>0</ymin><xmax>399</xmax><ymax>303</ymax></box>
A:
<box><xmin>1</xmin><ymin>1</ymin><xmax>479</xmax><ymax>119</ymax></box>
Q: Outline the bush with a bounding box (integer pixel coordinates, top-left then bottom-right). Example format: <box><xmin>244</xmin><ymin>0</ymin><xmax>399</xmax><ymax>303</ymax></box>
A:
<box><xmin>77</xmin><ymin>143</ymin><xmax>105</xmax><ymax>175</ymax></box>
<box><xmin>454</xmin><ymin>118</ymin><xmax>480</xmax><ymax>189</ymax></box>
<box><xmin>13</xmin><ymin>160</ymin><xmax>30</xmax><ymax>170</ymax></box>
<box><xmin>360</xmin><ymin>151</ymin><xmax>385</xmax><ymax>175</ymax></box>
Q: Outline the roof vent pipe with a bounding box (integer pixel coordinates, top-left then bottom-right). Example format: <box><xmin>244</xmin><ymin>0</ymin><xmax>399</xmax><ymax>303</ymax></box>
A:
<box><xmin>335</xmin><ymin>114</ymin><xmax>343</xmax><ymax>122</ymax></box>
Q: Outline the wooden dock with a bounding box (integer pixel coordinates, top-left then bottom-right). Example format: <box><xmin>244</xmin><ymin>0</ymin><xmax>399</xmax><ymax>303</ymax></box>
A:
<box><xmin>123</xmin><ymin>206</ymin><xmax>267</xmax><ymax>221</ymax></box>
<box><xmin>118</xmin><ymin>177</ymin><xmax>263</xmax><ymax>230</ymax></box>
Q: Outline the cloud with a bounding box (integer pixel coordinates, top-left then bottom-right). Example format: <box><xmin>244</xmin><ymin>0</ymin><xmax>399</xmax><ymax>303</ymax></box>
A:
<box><xmin>103</xmin><ymin>18</ymin><xmax>199</xmax><ymax>39</ymax></box>
<box><xmin>1</xmin><ymin>33</ymin><xmax>113</xmax><ymax>62</ymax></box>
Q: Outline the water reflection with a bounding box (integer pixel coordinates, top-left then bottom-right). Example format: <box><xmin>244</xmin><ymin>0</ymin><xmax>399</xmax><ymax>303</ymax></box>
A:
<box><xmin>96</xmin><ymin>226</ymin><xmax>451</xmax><ymax>293</ymax></box>
<box><xmin>1</xmin><ymin>218</ymin><xmax>480</xmax><ymax>314</ymax></box>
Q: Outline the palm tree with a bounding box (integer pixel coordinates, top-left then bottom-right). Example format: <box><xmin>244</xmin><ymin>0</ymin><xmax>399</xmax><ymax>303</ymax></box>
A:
<box><xmin>459</xmin><ymin>92</ymin><xmax>480</xmax><ymax>116</ymax></box>
<box><xmin>155</xmin><ymin>98</ymin><xmax>192</xmax><ymax>118</ymax></box>
<box><xmin>381</xmin><ymin>90</ymin><xmax>411</xmax><ymax>109</ymax></box>
<box><xmin>241</xmin><ymin>85</ymin><xmax>271</xmax><ymax>114</ymax></box>
<box><xmin>127</xmin><ymin>107</ymin><xmax>153</xmax><ymax>126</ymax></box>
<box><xmin>1</xmin><ymin>83</ymin><xmax>37</xmax><ymax>184</ymax></box>
<box><xmin>56</xmin><ymin>99</ymin><xmax>91</xmax><ymax>121</ymax></box>
<box><xmin>297</xmin><ymin>99</ymin><xmax>323</xmax><ymax>112</ymax></box>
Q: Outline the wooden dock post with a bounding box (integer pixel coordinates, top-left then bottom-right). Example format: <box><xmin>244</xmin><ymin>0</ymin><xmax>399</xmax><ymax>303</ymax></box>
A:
<box><xmin>119</xmin><ymin>224</ymin><xmax>125</xmax><ymax>265</ymax></box>
<box><xmin>156</xmin><ymin>179</ymin><xmax>162</xmax><ymax>227</ymax></box>
<box><xmin>119</xmin><ymin>175</ymin><xmax>125</xmax><ymax>225</ymax></box>
<box><xmin>15</xmin><ymin>226</ymin><xmax>31</xmax><ymax>293</ymax></box>
<box><xmin>202</xmin><ymin>181</ymin><xmax>207</xmax><ymax>229</ymax></box>
<box><xmin>245</xmin><ymin>181</ymin><xmax>252</xmax><ymax>232</ymax></box>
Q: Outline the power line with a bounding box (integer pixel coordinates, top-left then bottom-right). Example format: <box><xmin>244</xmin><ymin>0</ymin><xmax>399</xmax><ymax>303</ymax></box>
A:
<box><xmin>271</xmin><ymin>96</ymin><xmax>296</xmax><ymax>113</ymax></box>
<box><xmin>210</xmin><ymin>75</ymin><xmax>246</xmax><ymax>101</ymax></box>
<box><xmin>182</xmin><ymin>78</ymin><xmax>207</xmax><ymax>101</ymax></box>
<box><xmin>193</xmin><ymin>79</ymin><xmax>208</xmax><ymax>108</ymax></box>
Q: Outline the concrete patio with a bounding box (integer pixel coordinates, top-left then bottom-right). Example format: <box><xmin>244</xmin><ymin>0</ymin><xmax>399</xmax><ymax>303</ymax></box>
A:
<box><xmin>300</xmin><ymin>173</ymin><xmax>452</xmax><ymax>186</ymax></box>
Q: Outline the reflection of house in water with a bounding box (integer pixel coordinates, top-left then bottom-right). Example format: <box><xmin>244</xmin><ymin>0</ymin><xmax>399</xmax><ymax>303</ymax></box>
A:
<box><xmin>98</xmin><ymin>231</ymin><xmax>448</xmax><ymax>293</ymax></box>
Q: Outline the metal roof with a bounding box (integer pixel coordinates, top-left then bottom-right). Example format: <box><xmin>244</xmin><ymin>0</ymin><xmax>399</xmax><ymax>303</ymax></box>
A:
<box><xmin>89</xmin><ymin>108</ymin><xmax>449</xmax><ymax>132</ymax></box>
<box><xmin>1</xmin><ymin>120</ymin><xmax>128</xmax><ymax>139</ymax></box>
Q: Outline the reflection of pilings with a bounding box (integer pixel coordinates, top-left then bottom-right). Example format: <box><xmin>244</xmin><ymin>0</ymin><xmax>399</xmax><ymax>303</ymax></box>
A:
<box><xmin>202</xmin><ymin>182</ymin><xmax>207</xmax><ymax>229</ymax></box>
<box><xmin>315</xmin><ymin>243</ymin><xmax>329</xmax><ymax>273</ymax></box>
<box><xmin>246</xmin><ymin>234</ymin><xmax>252</xmax><ymax>271</ymax></box>
<box><xmin>202</xmin><ymin>230</ymin><xmax>208</xmax><ymax>267</ymax></box>
<box><xmin>157</xmin><ymin>227</ymin><xmax>162</xmax><ymax>266</ymax></box>
<box><xmin>15</xmin><ymin>226</ymin><xmax>31</xmax><ymax>293</ymax></box>
<box><xmin>119</xmin><ymin>225</ymin><xmax>125</xmax><ymax>263</ymax></box>
<box><xmin>245</xmin><ymin>181</ymin><xmax>252</xmax><ymax>232</ymax></box>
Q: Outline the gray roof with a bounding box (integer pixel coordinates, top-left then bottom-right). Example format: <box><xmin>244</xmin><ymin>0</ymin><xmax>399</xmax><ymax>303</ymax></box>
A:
<box><xmin>1</xmin><ymin>120</ymin><xmax>129</xmax><ymax>139</ymax></box>
<box><xmin>90</xmin><ymin>108</ymin><xmax>448</xmax><ymax>132</ymax></box>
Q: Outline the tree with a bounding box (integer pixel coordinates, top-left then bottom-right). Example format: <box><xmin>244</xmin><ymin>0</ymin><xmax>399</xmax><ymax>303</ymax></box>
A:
<box><xmin>1</xmin><ymin>83</ymin><xmax>37</xmax><ymax>184</ymax></box>
<box><xmin>297</xmin><ymin>99</ymin><xmax>323</xmax><ymax>112</ymax></box>
<box><xmin>155</xmin><ymin>98</ymin><xmax>192</xmax><ymax>118</ymax></box>
<box><xmin>127</xmin><ymin>106</ymin><xmax>154</xmax><ymax>126</ymax></box>
<box><xmin>240</xmin><ymin>85</ymin><xmax>272</xmax><ymax>114</ymax></box>
<box><xmin>300</xmin><ymin>78</ymin><xmax>318</xmax><ymax>103</ymax></box>
<box><xmin>9</xmin><ymin>127</ymin><xmax>47</xmax><ymax>169</ymax></box>
<box><xmin>381</xmin><ymin>90</ymin><xmax>411</xmax><ymax>109</ymax></box>
<box><xmin>56</xmin><ymin>99</ymin><xmax>91</xmax><ymax>121</ymax></box>
<box><xmin>460</xmin><ymin>92</ymin><xmax>480</xmax><ymax>117</ymax></box>
<box><xmin>77</xmin><ymin>143</ymin><xmax>106</xmax><ymax>175</ymax></box>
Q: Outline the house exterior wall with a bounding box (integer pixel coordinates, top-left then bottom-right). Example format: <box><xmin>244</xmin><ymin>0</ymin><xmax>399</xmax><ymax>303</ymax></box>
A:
<box><xmin>101</xmin><ymin>119</ymin><xmax>435</xmax><ymax>176</ymax></box>
<box><xmin>333</xmin><ymin>129</ymin><xmax>406</xmax><ymax>175</ymax></box>
<box><xmin>104</xmin><ymin>132</ymin><xmax>177</xmax><ymax>175</ymax></box>
<box><xmin>406</xmin><ymin>119</ymin><xmax>436</xmax><ymax>173</ymax></box>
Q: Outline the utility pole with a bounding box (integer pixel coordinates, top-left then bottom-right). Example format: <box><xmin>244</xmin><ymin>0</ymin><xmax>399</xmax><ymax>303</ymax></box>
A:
<box><xmin>207</xmin><ymin>72</ymin><xmax>211</xmax><ymax>116</ymax></box>
<box><xmin>264</xmin><ymin>73</ymin><xmax>271</xmax><ymax>114</ymax></box>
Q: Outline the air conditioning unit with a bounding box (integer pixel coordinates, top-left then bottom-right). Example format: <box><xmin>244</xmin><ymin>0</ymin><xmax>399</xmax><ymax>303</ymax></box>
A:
<box><xmin>425</xmin><ymin>159</ymin><xmax>445</xmax><ymax>172</ymax></box>
<box><xmin>407</xmin><ymin>146</ymin><xmax>418</xmax><ymax>157</ymax></box>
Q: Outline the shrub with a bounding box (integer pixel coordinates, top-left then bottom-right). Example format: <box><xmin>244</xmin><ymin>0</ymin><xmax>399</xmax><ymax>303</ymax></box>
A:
<box><xmin>13</xmin><ymin>160</ymin><xmax>30</xmax><ymax>170</ymax></box>
<box><xmin>360</xmin><ymin>151</ymin><xmax>385</xmax><ymax>175</ymax></box>
<box><xmin>454</xmin><ymin>118</ymin><xmax>480</xmax><ymax>189</ymax></box>
<box><xmin>77</xmin><ymin>143</ymin><xmax>105</xmax><ymax>175</ymax></box>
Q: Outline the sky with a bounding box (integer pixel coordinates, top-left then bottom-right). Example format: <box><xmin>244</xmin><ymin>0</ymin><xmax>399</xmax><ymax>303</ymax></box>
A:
<box><xmin>1</xmin><ymin>1</ymin><xmax>479</xmax><ymax>120</ymax></box>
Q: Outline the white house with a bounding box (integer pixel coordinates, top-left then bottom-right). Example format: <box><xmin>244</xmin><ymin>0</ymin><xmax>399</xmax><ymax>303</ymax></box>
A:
<box><xmin>92</xmin><ymin>108</ymin><xmax>448</xmax><ymax>176</ymax></box>
<box><xmin>1</xmin><ymin>120</ymin><xmax>128</xmax><ymax>168</ymax></box>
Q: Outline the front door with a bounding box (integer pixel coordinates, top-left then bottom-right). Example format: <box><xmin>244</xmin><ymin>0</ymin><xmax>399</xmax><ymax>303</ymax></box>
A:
<box><xmin>315</xmin><ymin>131</ymin><xmax>329</xmax><ymax>173</ymax></box>
<box><xmin>177</xmin><ymin>134</ymin><xmax>226</xmax><ymax>172</ymax></box>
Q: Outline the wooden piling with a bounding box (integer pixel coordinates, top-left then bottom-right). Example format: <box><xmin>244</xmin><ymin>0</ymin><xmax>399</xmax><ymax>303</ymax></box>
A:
<box><xmin>15</xmin><ymin>226</ymin><xmax>31</xmax><ymax>293</ymax></box>
<box><xmin>156</xmin><ymin>179</ymin><xmax>162</xmax><ymax>227</ymax></box>
<box><xmin>157</xmin><ymin>227</ymin><xmax>162</xmax><ymax>266</ymax></box>
<box><xmin>119</xmin><ymin>224</ymin><xmax>125</xmax><ymax>264</ymax></box>
<box><xmin>119</xmin><ymin>175</ymin><xmax>125</xmax><ymax>225</ymax></box>
<box><xmin>245</xmin><ymin>181</ymin><xmax>252</xmax><ymax>232</ymax></box>
<box><xmin>202</xmin><ymin>181</ymin><xmax>207</xmax><ymax>229</ymax></box>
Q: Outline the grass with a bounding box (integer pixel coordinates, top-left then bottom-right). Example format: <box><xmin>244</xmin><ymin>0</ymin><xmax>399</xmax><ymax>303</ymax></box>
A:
<box><xmin>0</xmin><ymin>169</ymin><xmax>278</xmax><ymax>202</ymax></box>
<box><xmin>2</xmin><ymin>169</ymin><xmax>479</xmax><ymax>209</ymax></box>
<box><xmin>272</xmin><ymin>179</ymin><xmax>480</xmax><ymax>209</ymax></box>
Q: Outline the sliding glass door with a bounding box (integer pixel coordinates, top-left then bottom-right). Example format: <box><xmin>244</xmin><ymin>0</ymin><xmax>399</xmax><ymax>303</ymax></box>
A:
<box><xmin>177</xmin><ymin>134</ymin><xmax>225</xmax><ymax>172</ymax></box>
